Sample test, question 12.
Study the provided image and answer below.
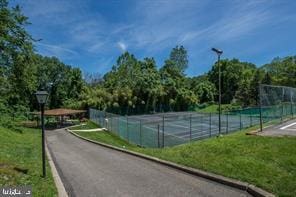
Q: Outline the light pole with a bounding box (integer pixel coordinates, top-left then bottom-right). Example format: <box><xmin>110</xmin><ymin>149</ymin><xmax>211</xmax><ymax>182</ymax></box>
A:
<box><xmin>212</xmin><ymin>48</ymin><xmax>223</xmax><ymax>135</ymax></box>
<box><xmin>35</xmin><ymin>91</ymin><xmax>49</xmax><ymax>177</ymax></box>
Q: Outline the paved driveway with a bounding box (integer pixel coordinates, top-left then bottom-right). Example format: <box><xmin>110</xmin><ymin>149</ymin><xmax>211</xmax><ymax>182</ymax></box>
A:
<box><xmin>46</xmin><ymin>128</ymin><xmax>250</xmax><ymax>197</ymax></box>
<box><xmin>259</xmin><ymin>119</ymin><xmax>296</xmax><ymax>136</ymax></box>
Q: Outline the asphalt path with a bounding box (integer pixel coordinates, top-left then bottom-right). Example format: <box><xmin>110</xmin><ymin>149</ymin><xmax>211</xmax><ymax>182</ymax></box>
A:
<box><xmin>259</xmin><ymin>118</ymin><xmax>296</xmax><ymax>136</ymax></box>
<box><xmin>46</xmin><ymin>128</ymin><xmax>251</xmax><ymax>197</ymax></box>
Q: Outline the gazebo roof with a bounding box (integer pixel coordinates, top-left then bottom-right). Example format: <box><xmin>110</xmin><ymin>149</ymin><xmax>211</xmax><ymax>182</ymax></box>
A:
<box><xmin>32</xmin><ymin>108</ymin><xmax>86</xmax><ymax>116</ymax></box>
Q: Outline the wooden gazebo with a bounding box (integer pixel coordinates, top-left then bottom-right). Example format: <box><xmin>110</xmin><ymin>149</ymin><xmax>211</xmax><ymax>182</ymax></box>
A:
<box><xmin>32</xmin><ymin>108</ymin><xmax>86</xmax><ymax>126</ymax></box>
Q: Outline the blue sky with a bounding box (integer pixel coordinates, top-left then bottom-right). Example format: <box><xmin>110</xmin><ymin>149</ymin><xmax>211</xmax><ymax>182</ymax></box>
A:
<box><xmin>12</xmin><ymin>0</ymin><xmax>296</xmax><ymax>76</ymax></box>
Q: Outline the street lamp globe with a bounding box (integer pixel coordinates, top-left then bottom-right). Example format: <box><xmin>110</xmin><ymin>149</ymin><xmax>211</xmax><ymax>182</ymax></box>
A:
<box><xmin>35</xmin><ymin>91</ymin><xmax>49</xmax><ymax>104</ymax></box>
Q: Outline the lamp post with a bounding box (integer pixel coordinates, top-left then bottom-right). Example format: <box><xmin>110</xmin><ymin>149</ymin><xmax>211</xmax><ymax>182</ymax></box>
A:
<box><xmin>35</xmin><ymin>91</ymin><xmax>49</xmax><ymax>177</ymax></box>
<box><xmin>212</xmin><ymin>48</ymin><xmax>223</xmax><ymax>135</ymax></box>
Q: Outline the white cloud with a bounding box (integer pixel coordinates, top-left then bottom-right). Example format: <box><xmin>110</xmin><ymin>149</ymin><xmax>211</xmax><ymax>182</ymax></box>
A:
<box><xmin>117</xmin><ymin>41</ymin><xmax>127</xmax><ymax>52</ymax></box>
<box><xmin>36</xmin><ymin>42</ymin><xmax>78</xmax><ymax>58</ymax></box>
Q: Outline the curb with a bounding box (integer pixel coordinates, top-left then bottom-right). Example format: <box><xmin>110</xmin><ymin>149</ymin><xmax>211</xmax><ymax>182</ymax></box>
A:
<box><xmin>68</xmin><ymin>128</ymin><xmax>107</xmax><ymax>132</ymax></box>
<box><xmin>45</xmin><ymin>142</ymin><xmax>69</xmax><ymax>197</ymax></box>
<box><xmin>68</xmin><ymin>129</ymin><xmax>274</xmax><ymax>197</ymax></box>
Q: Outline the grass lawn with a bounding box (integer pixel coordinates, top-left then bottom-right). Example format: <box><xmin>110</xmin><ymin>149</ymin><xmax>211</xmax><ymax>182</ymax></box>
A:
<box><xmin>0</xmin><ymin>126</ymin><xmax>57</xmax><ymax>196</ymax></box>
<box><xmin>74</xmin><ymin>126</ymin><xmax>296</xmax><ymax>197</ymax></box>
<box><xmin>75</xmin><ymin>131</ymin><xmax>137</xmax><ymax>149</ymax></box>
<box><xmin>69</xmin><ymin>120</ymin><xmax>100</xmax><ymax>130</ymax></box>
<box><xmin>195</xmin><ymin>104</ymin><xmax>242</xmax><ymax>113</ymax></box>
<box><xmin>195</xmin><ymin>104</ymin><xmax>220</xmax><ymax>113</ymax></box>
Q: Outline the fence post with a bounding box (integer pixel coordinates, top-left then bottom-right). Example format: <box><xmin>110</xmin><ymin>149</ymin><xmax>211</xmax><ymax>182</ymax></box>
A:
<box><xmin>162</xmin><ymin>115</ymin><xmax>165</xmax><ymax>148</ymax></box>
<box><xmin>209</xmin><ymin>113</ymin><xmax>212</xmax><ymax>137</ymax></box>
<box><xmin>105</xmin><ymin>113</ymin><xmax>108</xmax><ymax>130</ymax></box>
<box><xmin>281</xmin><ymin>104</ymin><xmax>284</xmax><ymax>122</ymax></box>
<box><xmin>259</xmin><ymin>84</ymin><xmax>263</xmax><ymax>131</ymax></box>
<box><xmin>157</xmin><ymin>124</ymin><xmax>160</xmax><ymax>148</ymax></box>
<box><xmin>189</xmin><ymin>114</ymin><xmax>192</xmax><ymax>141</ymax></box>
<box><xmin>98</xmin><ymin>111</ymin><xmax>100</xmax><ymax>125</ymax></box>
<box><xmin>239</xmin><ymin>110</ymin><xmax>242</xmax><ymax>130</ymax></box>
<box><xmin>126</xmin><ymin>116</ymin><xmax>129</xmax><ymax>142</ymax></box>
<box><xmin>117</xmin><ymin>116</ymin><xmax>120</xmax><ymax>136</ymax></box>
<box><xmin>291</xmin><ymin>92</ymin><xmax>293</xmax><ymax>118</ymax></box>
<box><xmin>292</xmin><ymin>103</ymin><xmax>294</xmax><ymax>118</ymax></box>
<box><xmin>281</xmin><ymin>87</ymin><xmax>284</xmax><ymax>122</ymax></box>
<box><xmin>200</xmin><ymin>115</ymin><xmax>203</xmax><ymax>134</ymax></box>
<box><xmin>104</xmin><ymin>111</ymin><xmax>107</xmax><ymax>127</ymax></box>
<box><xmin>140</xmin><ymin>120</ymin><xmax>142</xmax><ymax>147</ymax></box>
<box><xmin>110</xmin><ymin>116</ymin><xmax>112</xmax><ymax>131</ymax></box>
<box><xmin>226</xmin><ymin>112</ymin><xmax>229</xmax><ymax>134</ymax></box>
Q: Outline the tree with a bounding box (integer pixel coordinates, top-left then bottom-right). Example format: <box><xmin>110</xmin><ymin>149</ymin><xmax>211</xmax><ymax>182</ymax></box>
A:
<box><xmin>160</xmin><ymin>57</ymin><xmax>197</xmax><ymax>111</ymax></box>
<box><xmin>208</xmin><ymin>59</ymin><xmax>257</xmax><ymax>104</ymax></box>
<box><xmin>249</xmin><ymin>69</ymin><xmax>264</xmax><ymax>105</ymax></box>
<box><xmin>193</xmin><ymin>81</ymin><xmax>216</xmax><ymax>103</ymax></box>
<box><xmin>84</xmin><ymin>72</ymin><xmax>103</xmax><ymax>86</ymax></box>
<box><xmin>262</xmin><ymin>72</ymin><xmax>272</xmax><ymax>85</ymax></box>
<box><xmin>169</xmin><ymin>45</ymin><xmax>188</xmax><ymax>74</ymax></box>
<box><xmin>137</xmin><ymin>58</ymin><xmax>163</xmax><ymax>112</ymax></box>
<box><xmin>0</xmin><ymin>0</ymin><xmax>34</xmax><ymax>108</ymax></box>
<box><xmin>262</xmin><ymin>56</ymin><xmax>296</xmax><ymax>87</ymax></box>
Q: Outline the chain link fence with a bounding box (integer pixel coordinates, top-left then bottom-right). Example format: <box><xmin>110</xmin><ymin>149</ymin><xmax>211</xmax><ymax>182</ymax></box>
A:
<box><xmin>88</xmin><ymin>84</ymin><xmax>296</xmax><ymax>148</ymax></box>
<box><xmin>259</xmin><ymin>84</ymin><xmax>296</xmax><ymax>130</ymax></box>
<box><xmin>89</xmin><ymin>108</ymin><xmax>261</xmax><ymax>148</ymax></box>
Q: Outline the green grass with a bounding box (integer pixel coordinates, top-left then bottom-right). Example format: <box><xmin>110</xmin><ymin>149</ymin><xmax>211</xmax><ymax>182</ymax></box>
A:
<box><xmin>69</xmin><ymin>120</ymin><xmax>100</xmax><ymax>130</ymax></box>
<box><xmin>195</xmin><ymin>104</ymin><xmax>241</xmax><ymax>113</ymax></box>
<box><xmin>195</xmin><ymin>104</ymin><xmax>219</xmax><ymax>113</ymax></box>
<box><xmin>74</xmin><ymin>126</ymin><xmax>296</xmax><ymax>197</ymax></box>
<box><xmin>75</xmin><ymin>131</ymin><xmax>137</xmax><ymax>149</ymax></box>
<box><xmin>0</xmin><ymin>126</ymin><xmax>57</xmax><ymax>196</ymax></box>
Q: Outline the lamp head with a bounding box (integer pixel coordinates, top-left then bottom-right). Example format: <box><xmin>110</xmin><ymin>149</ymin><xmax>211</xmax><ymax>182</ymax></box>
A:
<box><xmin>35</xmin><ymin>91</ymin><xmax>48</xmax><ymax>104</ymax></box>
<box><xmin>212</xmin><ymin>48</ymin><xmax>223</xmax><ymax>55</ymax></box>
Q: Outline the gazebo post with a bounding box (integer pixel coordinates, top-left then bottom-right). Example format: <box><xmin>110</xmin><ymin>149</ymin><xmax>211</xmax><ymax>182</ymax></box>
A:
<box><xmin>61</xmin><ymin>115</ymin><xmax>64</xmax><ymax>126</ymax></box>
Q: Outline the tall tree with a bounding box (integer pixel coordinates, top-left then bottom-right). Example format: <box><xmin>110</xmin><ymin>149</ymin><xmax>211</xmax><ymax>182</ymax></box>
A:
<box><xmin>262</xmin><ymin>56</ymin><xmax>296</xmax><ymax>87</ymax></box>
<box><xmin>193</xmin><ymin>81</ymin><xmax>216</xmax><ymax>103</ymax></box>
<box><xmin>249</xmin><ymin>69</ymin><xmax>264</xmax><ymax>105</ymax></box>
<box><xmin>169</xmin><ymin>45</ymin><xmax>188</xmax><ymax>74</ymax></box>
<box><xmin>208</xmin><ymin>59</ymin><xmax>256</xmax><ymax>104</ymax></box>
<box><xmin>262</xmin><ymin>72</ymin><xmax>272</xmax><ymax>85</ymax></box>
<box><xmin>0</xmin><ymin>0</ymin><xmax>34</xmax><ymax>108</ymax></box>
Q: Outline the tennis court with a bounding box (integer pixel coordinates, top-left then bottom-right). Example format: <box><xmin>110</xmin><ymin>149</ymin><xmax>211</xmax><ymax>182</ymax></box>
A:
<box><xmin>87</xmin><ymin>85</ymin><xmax>296</xmax><ymax>148</ymax></box>
<box><xmin>89</xmin><ymin>109</ymin><xmax>261</xmax><ymax>148</ymax></box>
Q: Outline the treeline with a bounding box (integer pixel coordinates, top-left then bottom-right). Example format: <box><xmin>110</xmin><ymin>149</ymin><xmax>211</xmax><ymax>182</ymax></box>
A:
<box><xmin>0</xmin><ymin>1</ymin><xmax>84</xmax><ymax>117</ymax></box>
<box><xmin>77</xmin><ymin>50</ymin><xmax>296</xmax><ymax>114</ymax></box>
<box><xmin>1</xmin><ymin>0</ymin><xmax>296</xmax><ymax>117</ymax></box>
<box><xmin>77</xmin><ymin>47</ymin><xmax>198</xmax><ymax>114</ymax></box>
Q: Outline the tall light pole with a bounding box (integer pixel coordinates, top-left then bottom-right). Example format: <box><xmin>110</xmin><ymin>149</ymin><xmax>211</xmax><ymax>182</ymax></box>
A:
<box><xmin>35</xmin><ymin>91</ymin><xmax>49</xmax><ymax>177</ymax></box>
<box><xmin>212</xmin><ymin>48</ymin><xmax>223</xmax><ymax>135</ymax></box>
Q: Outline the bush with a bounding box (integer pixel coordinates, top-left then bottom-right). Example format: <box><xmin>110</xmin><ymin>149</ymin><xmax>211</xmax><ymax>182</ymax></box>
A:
<box><xmin>221</xmin><ymin>104</ymin><xmax>241</xmax><ymax>112</ymax></box>
<box><xmin>63</xmin><ymin>99</ymin><xmax>83</xmax><ymax>109</ymax></box>
<box><xmin>0</xmin><ymin>117</ymin><xmax>22</xmax><ymax>133</ymax></box>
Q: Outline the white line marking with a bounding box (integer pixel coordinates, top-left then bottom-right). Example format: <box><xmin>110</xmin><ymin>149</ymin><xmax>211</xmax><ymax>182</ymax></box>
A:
<box><xmin>280</xmin><ymin>122</ymin><xmax>296</xmax><ymax>130</ymax></box>
<box><xmin>165</xmin><ymin>123</ymin><xmax>189</xmax><ymax>129</ymax></box>
<box><xmin>283</xmin><ymin>128</ymin><xmax>296</xmax><ymax>131</ymax></box>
